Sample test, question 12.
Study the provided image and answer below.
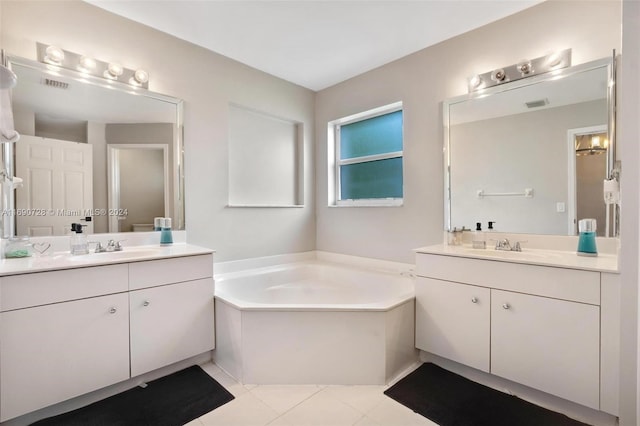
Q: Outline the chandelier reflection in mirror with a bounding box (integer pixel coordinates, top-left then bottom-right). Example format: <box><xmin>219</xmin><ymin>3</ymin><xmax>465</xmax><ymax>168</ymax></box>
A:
<box><xmin>576</xmin><ymin>134</ymin><xmax>608</xmax><ymax>156</ymax></box>
<box><xmin>467</xmin><ymin>49</ymin><xmax>572</xmax><ymax>93</ymax></box>
<box><xmin>36</xmin><ymin>42</ymin><xmax>149</xmax><ymax>89</ymax></box>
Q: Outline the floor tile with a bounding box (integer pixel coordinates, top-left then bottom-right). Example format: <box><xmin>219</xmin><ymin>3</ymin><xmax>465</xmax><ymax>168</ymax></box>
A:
<box><xmin>184</xmin><ymin>419</ymin><xmax>204</xmax><ymax>426</ymax></box>
<box><xmin>353</xmin><ymin>416</ymin><xmax>383</xmax><ymax>426</ymax></box>
<box><xmin>276</xmin><ymin>388</ymin><xmax>364</xmax><ymax>426</ymax></box>
<box><xmin>323</xmin><ymin>385</ymin><xmax>387</xmax><ymax>415</ymax></box>
<box><xmin>250</xmin><ymin>385</ymin><xmax>322</xmax><ymax>414</ymax></box>
<box><xmin>366</xmin><ymin>396</ymin><xmax>439</xmax><ymax>426</ymax></box>
<box><xmin>199</xmin><ymin>392</ymin><xmax>280</xmax><ymax>426</ymax></box>
<box><xmin>201</xmin><ymin>363</ymin><xmax>248</xmax><ymax>397</ymax></box>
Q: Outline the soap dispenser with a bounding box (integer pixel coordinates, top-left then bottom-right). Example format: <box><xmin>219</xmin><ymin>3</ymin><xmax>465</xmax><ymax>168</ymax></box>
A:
<box><xmin>160</xmin><ymin>217</ymin><xmax>173</xmax><ymax>246</ymax></box>
<box><xmin>472</xmin><ymin>222</ymin><xmax>486</xmax><ymax>249</ymax></box>
<box><xmin>577</xmin><ymin>218</ymin><xmax>598</xmax><ymax>257</ymax></box>
<box><xmin>70</xmin><ymin>223</ymin><xmax>89</xmax><ymax>255</ymax></box>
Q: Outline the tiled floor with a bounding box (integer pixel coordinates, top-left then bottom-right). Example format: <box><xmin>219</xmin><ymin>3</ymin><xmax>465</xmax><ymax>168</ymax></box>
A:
<box><xmin>186</xmin><ymin>363</ymin><xmax>438</xmax><ymax>426</ymax></box>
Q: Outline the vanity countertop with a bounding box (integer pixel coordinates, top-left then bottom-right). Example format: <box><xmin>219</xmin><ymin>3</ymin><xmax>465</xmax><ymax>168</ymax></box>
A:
<box><xmin>0</xmin><ymin>243</ymin><xmax>214</xmax><ymax>277</ymax></box>
<box><xmin>415</xmin><ymin>244</ymin><xmax>618</xmax><ymax>273</ymax></box>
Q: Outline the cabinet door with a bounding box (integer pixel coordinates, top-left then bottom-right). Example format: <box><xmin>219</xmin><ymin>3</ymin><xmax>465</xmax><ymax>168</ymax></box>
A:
<box><xmin>0</xmin><ymin>293</ymin><xmax>130</xmax><ymax>422</ymax></box>
<box><xmin>130</xmin><ymin>278</ymin><xmax>215</xmax><ymax>377</ymax></box>
<box><xmin>491</xmin><ymin>290</ymin><xmax>600</xmax><ymax>410</ymax></box>
<box><xmin>415</xmin><ymin>277</ymin><xmax>490</xmax><ymax>372</ymax></box>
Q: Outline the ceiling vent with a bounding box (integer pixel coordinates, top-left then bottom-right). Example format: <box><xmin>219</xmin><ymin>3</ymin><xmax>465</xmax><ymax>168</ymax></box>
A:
<box><xmin>42</xmin><ymin>78</ymin><xmax>69</xmax><ymax>90</ymax></box>
<box><xmin>525</xmin><ymin>98</ymin><xmax>549</xmax><ymax>109</ymax></box>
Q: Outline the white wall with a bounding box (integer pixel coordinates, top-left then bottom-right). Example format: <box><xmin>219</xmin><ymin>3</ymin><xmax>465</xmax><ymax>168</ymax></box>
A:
<box><xmin>0</xmin><ymin>0</ymin><xmax>316</xmax><ymax>261</ymax></box>
<box><xmin>315</xmin><ymin>0</ymin><xmax>621</xmax><ymax>263</ymax></box>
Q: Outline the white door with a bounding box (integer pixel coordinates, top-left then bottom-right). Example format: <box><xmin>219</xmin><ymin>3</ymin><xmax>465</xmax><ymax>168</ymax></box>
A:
<box><xmin>415</xmin><ymin>277</ymin><xmax>491</xmax><ymax>372</ymax></box>
<box><xmin>15</xmin><ymin>135</ymin><xmax>93</xmax><ymax>236</ymax></box>
<box><xmin>491</xmin><ymin>289</ymin><xmax>600</xmax><ymax>409</ymax></box>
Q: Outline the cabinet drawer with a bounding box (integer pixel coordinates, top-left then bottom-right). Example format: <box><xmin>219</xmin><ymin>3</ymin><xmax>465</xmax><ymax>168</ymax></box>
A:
<box><xmin>129</xmin><ymin>254</ymin><xmax>213</xmax><ymax>290</ymax></box>
<box><xmin>0</xmin><ymin>264</ymin><xmax>128</xmax><ymax>311</ymax></box>
<box><xmin>416</xmin><ymin>254</ymin><xmax>600</xmax><ymax>305</ymax></box>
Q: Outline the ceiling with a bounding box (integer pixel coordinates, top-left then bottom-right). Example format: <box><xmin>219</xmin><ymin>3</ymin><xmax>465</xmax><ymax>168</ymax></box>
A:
<box><xmin>85</xmin><ymin>0</ymin><xmax>544</xmax><ymax>91</ymax></box>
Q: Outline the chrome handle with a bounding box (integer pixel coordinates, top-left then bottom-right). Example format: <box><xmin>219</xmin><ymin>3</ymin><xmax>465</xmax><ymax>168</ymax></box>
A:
<box><xmin>502</xmin><ymin>303</ymin><xmax>510</xmax><ymax>310</ymax></box>
<box><xmin>109</xmin><ymin>307</ymin><xmax>117</xmax><ymax>314</ymax></box>
<box><xmin>143</xmin><ymin>300</ymin><xmax>150</xmax><ymax>307</ymax></box>
<box><xmin>471</xmin><ymin>297</ymin><xmax>478</xmax><ymax>304</ymax></box>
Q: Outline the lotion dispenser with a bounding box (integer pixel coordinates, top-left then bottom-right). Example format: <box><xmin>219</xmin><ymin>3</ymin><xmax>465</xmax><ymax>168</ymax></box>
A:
<box><xmin>472</xmin><ymin>222</ymin><xmax>486</xmax><ymax>249</ymax></box>
<box><xmin>70</xmin><ymin>223</ymin><xmax>89</xmax><ymax>255</ymax></box>
<box><xmin>577</xmin><ymin>218</ymin><xmax>598</xmax><ymax>256</ymax></box>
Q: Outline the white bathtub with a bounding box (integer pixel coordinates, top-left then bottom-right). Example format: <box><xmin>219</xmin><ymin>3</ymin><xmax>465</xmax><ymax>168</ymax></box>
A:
<box><xmin>213</xmin><ymin>261</ymin><xmax>417</xmax><ymax>385</ymax></box>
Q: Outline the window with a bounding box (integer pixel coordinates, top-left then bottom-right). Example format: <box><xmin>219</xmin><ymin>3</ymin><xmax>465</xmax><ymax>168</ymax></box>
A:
<box><xmin>331</xmin><ymin>103</ymin><xmax>403</xmax><ymax>206</ymax></box>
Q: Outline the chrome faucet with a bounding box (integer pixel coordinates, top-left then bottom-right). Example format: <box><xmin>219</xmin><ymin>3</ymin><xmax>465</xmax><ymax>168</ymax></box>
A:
<box><xmin>495</xmin><ymin>238</ymin><xmax>512</xmax><ymax>251</ymax></box>
<box><xmin>495</xmin><ymin>238</ymin><xmax>524</xmax><ymax>252</ymax></box>
<box><xmin>106</xmin><ymin>239</ymin><xmax>124</xmax><ymax>252</ymax></box>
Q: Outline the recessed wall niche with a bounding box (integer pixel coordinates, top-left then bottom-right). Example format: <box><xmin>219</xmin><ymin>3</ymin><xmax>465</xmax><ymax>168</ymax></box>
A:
<box><xmin>227</xmin><ymin>104</ymin><xmax>303</xmax><ymax>207</ymax></box>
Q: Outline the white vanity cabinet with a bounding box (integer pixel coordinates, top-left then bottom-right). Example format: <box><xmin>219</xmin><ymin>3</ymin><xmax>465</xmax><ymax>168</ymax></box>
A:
<box><xmin>129</xmin><ymin>256</ymin><xmax>215</xmax><ymax>376</ymax></box>
<box><xmin>490</xmin><ymin>289</ymin><xmax>600</xmax><ymax>409</ymax></box>
<box><xmin>0</xmin><ymin>250</ymin><xmax>215</xmax><ymax>422</ymax></box>
<box><xmin>415</xmin><ymin>277</ymin><xmax>490</xmax><ymax>372</ymax></box>
<box><xmin>0</xmin><ymin>265</ymin><xmax>130</xmax><ymax>422</ymax></box>
<box><xmin>415</xmin><ymin>250</ymin><xmax>619</xmax><ymax>414</ymax></box>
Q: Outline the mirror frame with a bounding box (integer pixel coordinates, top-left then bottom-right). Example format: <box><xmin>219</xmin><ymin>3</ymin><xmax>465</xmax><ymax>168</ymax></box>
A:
<box><xmin>443</xmin><ymin>56</ymin><xmax>616</xmax><ymax>236</ymax></box>
<box><xmin>2</xmin><ymin>55</ymin><xmax>185</xmax><ymax>238</ymax></box>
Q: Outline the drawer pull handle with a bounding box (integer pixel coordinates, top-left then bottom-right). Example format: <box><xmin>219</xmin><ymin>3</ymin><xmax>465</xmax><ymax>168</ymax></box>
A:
<box><xmin>143</xmin><ymin>300</ymin><xmax>150</xmax><ymax>307</ymax></box>
<box><xmin>502</xmin><ymin>303</ymin><xmax>510</xmax><ymax>310</ymax></box>
<box><xmin>471</xmin><ymin>297</ymin><xmax>478</xmax><ymax>304</ymax></box>
<box><xmin>109</xmin><ymin>307</ymin><xmax>117</xmax><ymax>314</ymax></box>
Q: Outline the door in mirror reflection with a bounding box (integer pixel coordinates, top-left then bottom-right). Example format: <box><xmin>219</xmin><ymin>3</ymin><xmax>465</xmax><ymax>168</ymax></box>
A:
<box><xmin>16</xmin><ymin>135</ymin><xmax>94</xmax><ymax>236</ymax></box>
<box><xmin>108</xmin><ymin>145</ymin><xmax>169</xmax><ymax>233</ymax></box>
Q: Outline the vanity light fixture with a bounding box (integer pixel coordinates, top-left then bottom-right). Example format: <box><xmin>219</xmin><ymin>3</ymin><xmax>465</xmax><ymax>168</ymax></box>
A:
<box><xmin>467</xmin><ymin>48</ymin><xmax>571</xmax><ymax>93</ymax></box>
<box><xmin>78</xmin><ymin>56</ymin><xmax>97</xmax><ymax>73</ymax></box>
<box><xmin>44</xmin><ymin>45</ymin><xmax>65</xmax><ymax>65</ymax></box>
<box><xmin>104</xmin><ymin>62</ymin><xmax>124</xmax><ymax>80</ymax></box>
<box><xmin>517</xmin><ymin>60</ymin><xmax>533</xmax><ymax>75</ymax></box>
<box><xmin>35</xmin><ymin>42</ymin><xmax>149</xmax><ymax>89</ymax></box>
<box><xmin>130</xmin><ymin>69</ymin><xmax>149</xmax><ymax>86</ymax></box>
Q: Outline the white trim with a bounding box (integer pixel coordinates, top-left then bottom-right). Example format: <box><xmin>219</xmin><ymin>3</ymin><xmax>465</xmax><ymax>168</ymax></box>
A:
<box><xmin>333</xmin><ymin>101</ymin><xmax>403</xmax><ymax>126</ymax></box>
<box><xmin>566</xmin><ymin>125</ymin><xmax>607</xmax><ymax>236</ymax></box>
<box><xmin>226</xmin><ymin>204</ymin><xmax>304</xmax><ymax>208</ymax></box>
<box><xmin>338</xmin><ymin>151</ymin><xmax>403</xmax><ymax>166</ymax></box>
<box><xmin>335</xmin><ymin>198</ymin><xmax>403</xmax><ymax>207</ymax></box>
<box><xmin>107</xmin><ymin>144</ymin><xmax>170</xmax><ymax>233</ymax></box>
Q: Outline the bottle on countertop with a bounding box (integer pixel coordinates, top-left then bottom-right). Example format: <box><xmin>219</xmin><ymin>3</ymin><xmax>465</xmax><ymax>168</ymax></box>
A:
<box><xmin>160</xmin><ymin>217</ymin><xmax>173</xmax><ymax>246</ymax></box>
<box><xmin>472</xmin><ymin>222</ymin><xmax>486</xmax><ymax>249</ymax></box>
<box><xmin>70</xmin><ymin>223</ymin><xmax>89</xmax><ymax>255</ymax></box>
<box><xmin>577</xmin><ymin>218</ymin><xmax>598</xmax><ymax>257</ymax></box>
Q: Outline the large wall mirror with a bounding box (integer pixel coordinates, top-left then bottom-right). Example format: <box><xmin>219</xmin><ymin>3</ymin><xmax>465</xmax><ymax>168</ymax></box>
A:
<box><xmin>4</xmin><ymin>56</ymin><xmax>184</xmax><ymax>237</ymax></box>
<box><xmin>444</xmin><ymin>57</ymin><xmax>617</xmax><ymax>237</ymax></box>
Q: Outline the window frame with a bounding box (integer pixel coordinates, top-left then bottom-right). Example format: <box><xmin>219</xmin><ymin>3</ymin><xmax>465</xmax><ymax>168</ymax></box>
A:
<box><xmin>332</xmin><ymin>102</ymin><xmax>404</xmax><ymax>207</ymax></box>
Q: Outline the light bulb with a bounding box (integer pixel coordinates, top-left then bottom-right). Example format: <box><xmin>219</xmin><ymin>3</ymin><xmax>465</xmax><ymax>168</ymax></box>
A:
<box><xmin>104</xmin><ymin>62</ymin><xmax>123</xmax><ymax>79</ymax></box>
<box><xmin>468</xmin><ymin>74</ymin><xmax>482</xmax><ymax>89</ymax></box>
<box><xmin>78</xmin><ymin>56</ymin><xmax>96</xmax><ymax>73</ymax></box>
<box><xmin>44</xmin><ymin>45</ymin><xmax>65</xmax><ymax>65</ymax></box>
<box><xmin>546</xmin><ymin>51</ymin><xmax>563</xmax><ymax>68</ymax></box>
<box><xmin>133</xmin><ymin>69</ymin><xmax>149</xmax><ymax>84</ymax></box>
<box><xmin>490</xmin><ymin>68</ymin><xmax>506</xmax><ymax>83</ymax></box>
<box><xmin>591</xmin><ymin>136</ymin><xmax>601</xmax><ymax>148</ymax></box>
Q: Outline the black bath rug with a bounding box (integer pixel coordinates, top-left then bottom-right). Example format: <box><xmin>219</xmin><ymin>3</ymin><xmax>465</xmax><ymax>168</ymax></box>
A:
<box><xmin>384</xmin><ymin>362</ymin><xmax>591</xmax><ymax>426</ymax></box>
<box><xmin>31</xmin><ymin>365</ymin><xmax>234</xmax><ymax>426</ymax></box>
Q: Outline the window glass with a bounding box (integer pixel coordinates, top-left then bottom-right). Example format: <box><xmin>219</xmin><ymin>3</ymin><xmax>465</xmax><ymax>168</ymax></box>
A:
<box><xmin>340</xmin><ymin>110</ymin><xmax>403</xmax><ymax>159</ymax></box>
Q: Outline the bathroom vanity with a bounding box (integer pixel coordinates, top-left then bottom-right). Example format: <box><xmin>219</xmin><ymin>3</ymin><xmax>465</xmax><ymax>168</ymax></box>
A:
<box><xmin>0</xmin><ymin>245</ymin><xmax>214</xmax><ymax>422</ymax></box>
<box><xmin>414</xmin><ymin>245</ymin><xmax>619</xmax><ymax>416</ymax></box>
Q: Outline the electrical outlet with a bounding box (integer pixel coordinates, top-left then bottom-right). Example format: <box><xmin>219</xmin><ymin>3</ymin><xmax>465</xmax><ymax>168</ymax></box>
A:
<box><xmin>556</xmin><ymin>202</ymin><xmax>566</xmax><ymax>213</ymax></box>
